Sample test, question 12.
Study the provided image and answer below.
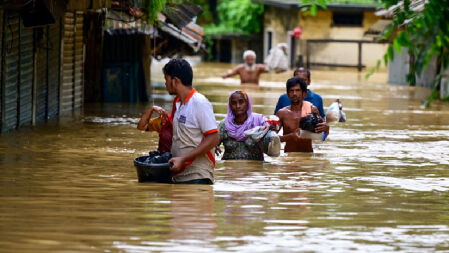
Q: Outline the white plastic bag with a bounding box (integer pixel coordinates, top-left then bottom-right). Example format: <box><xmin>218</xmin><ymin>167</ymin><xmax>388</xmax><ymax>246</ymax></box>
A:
<box><xmin>326</xmin><ymin>100</ymin><xmax>346</xmax><ymax>123</ymax></box>
<box><xmin>244</xmin><ymin>125</ymin><xmax>269</xmax><ymax>142</ymax></box>
<box><xmin>244</xmin><ymin>126</ymin><xmax>281</xmax><ymax>157</ymax></box>
<box><xmin>262</xmin><ymin>130</ymin><xmax>281</xmax><ymax>156</ymax></box>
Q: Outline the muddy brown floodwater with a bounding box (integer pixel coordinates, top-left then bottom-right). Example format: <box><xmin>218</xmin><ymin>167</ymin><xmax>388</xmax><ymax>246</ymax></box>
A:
<box><xmin>1</xmin><ymin>62</ymin><xmax>449</xmax><ymax>252</ymax></box>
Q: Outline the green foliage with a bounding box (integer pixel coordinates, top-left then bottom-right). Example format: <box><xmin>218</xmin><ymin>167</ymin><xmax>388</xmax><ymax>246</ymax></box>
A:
<box><xmin>204</xmin><ymin>0</ymin><xmax>264</xmax><ymax>35</ymax></box>
<box><xmin>142</xmin><ymin>0</ymin><xmax>168</xmax><ymax>24</ymax></box>
<box><xmin>190</xmin><ymin>0</ymin><xmax>214</xmax><ymax>25</ymax></box>
<box><xmin>203</xmin><ymin>36</ymin><xmax>215</xmax><ymax>61</ymax></box>
<box><xmin>378</xmin><ymin>0</ymin><xmax>449</xmax><ymax>104</ymax></box>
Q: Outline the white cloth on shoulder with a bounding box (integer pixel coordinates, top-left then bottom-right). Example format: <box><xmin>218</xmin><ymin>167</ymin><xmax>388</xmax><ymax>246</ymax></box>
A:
<box><xmin>264</xmin><ymin>43</ymin><xmax>289</xmax><ymax>72</ymax></box>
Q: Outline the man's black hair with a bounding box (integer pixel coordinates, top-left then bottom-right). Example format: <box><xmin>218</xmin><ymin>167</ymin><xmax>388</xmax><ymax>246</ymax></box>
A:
<box><xmin>162</xmin><ymin>58</ymin><xmax>193</xmax><ymax>86</ymax></box>
<box><xmin>286</xmin><ymin>77</ymin><xmax>307</xmax><ymax>93</ymax></box>
<box><xmin>293</xmin><ymin>67</ymin><xmax>311</xmax><ymax>80</ymax></box>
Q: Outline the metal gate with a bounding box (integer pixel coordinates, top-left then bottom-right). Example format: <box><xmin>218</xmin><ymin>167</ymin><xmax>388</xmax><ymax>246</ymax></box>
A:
<box><xmin>0</xmin><ymin>9</ymin><xmax>86</xmax><ymax>131</ymax></box>
<box><xmin>35</xmin><ymin>26</ymin><xmax>48</xmax><ymax>122</ymax></box>
<box><xmin>0</xmin><ymin>9</ymin><xmax>3</xmax><ymax>126</ymax></box>
<box><xmin>47</xmin><ymin>19</ymin><xmax>61</xmax><ymax>118</ymax></box>
<box><xmin>1</xmin><ymin>13</ymin><xmax>36</xmax><ymax>131</ymax></box>
<box><xmin>1</xmin><ymin>13</ymin><xmax>19</xmax><ymax>131</ymax></box>
<box><xmin>18</xmin><ymin>19</ymin><xmax>33</xmax><ymax>127</ymax></box>
<box><xmin>34</xmin><ymin>20</ymin><xmax>62</xmax><ymax>122</ymax></box>
<box><xmin>73</xmin><ymin>11</ymin><xmax>84</xmax><ymax>110</ymax></box>
<box><xmin>61</xmin><ymin>11</ymin><xmax>84</xmax><ymax>115</ymax></box>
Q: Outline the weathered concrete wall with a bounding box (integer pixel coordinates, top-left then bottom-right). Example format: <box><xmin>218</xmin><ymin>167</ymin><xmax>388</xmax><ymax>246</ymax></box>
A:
<box><xmin>441</xmin><ymin>68</ymin><xmax>449</xmax><ymax>99</ymax></box>
<box><xmin>388</xmin><ymin>49</ymin><xmax>409</xmax><ymax>85</ymax></box>
<box><xmin>416</xmin><ymin>56</ymin><xmax>437</xmax><ymax>89</ymax></box>
<box><xmin>263</xmin><ymin>7</ymin><xmax>388</xmax><ymax>68</ymax></box>
<box><xmin>388</xmin><ymin>49</ymin><xmax>438</xmax><ymax>89</ymax></box>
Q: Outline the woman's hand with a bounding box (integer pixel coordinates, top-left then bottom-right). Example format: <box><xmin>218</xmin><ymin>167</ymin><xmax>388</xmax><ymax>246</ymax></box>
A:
<box><xmin>269</xmin><ymin>122</ymin><xmax>277</xmax><ymax>131</ymax></box>
<box><xmin>153</xmin><ymin>106</ymin><xmax>169</xmax><ymax>119</ymax></box>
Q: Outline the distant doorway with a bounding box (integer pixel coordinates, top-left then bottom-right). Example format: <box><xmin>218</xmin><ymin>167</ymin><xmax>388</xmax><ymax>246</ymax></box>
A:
<box><xmin>217</xmin><ymin>39</ymin><xmax>231</xmax><ymax>62</ymax></box>
<box><xmin>287</xmin><ymin>31</ymin><xmax>297</xmax><ymax>69</ymax></box>
<box><xmin>264</xmin><ymin>30</ymin><xmax>273</xmax><ymax>59</ymax></box>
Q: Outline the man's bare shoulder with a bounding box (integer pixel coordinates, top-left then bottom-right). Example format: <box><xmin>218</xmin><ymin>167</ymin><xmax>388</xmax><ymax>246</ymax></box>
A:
<box><xmin>276</xmin><ymin>106</ymin><xmax>292</xmax><ymax>118</ymax></box>
<box><xmin>235</xmin><ymin>64</ymin><xmax>245</xmax><ymax>70</ymax></box>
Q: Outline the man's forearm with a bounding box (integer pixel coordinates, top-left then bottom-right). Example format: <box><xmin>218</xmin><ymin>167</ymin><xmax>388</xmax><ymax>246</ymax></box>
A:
<box><xmin>280</xmin><ymin>132</ymin><xmax>294</xmax><ymax>142</ymax></box>
<box><xmin>221</xmin><ymin>71</ymin><xmax>232</xmax><ymax>78</ymax></box>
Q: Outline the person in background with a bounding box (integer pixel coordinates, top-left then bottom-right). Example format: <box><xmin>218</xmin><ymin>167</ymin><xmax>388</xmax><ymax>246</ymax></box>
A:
<box><xmin>274</xmin><ymin>67</ymin><xmax>329</xmax><ymax>134</ymax></box>
<box><xmin>221</xmin><ymin>50</ymin><xmax>268</xmax><ymax>85</ymax></box>
<box><xmin>162</xmin><ymin>58</ymin><xmax>219</xmax><ymax>185</ymax></box>
<box><xmin>274</xmin><ymin>68</ymin><xmax>324</xmax><ymax>116</ymax></box>
<box><xmin>218</xmin><ymin>90</ymin><xmax>267</xmax><ymax>161</ymax></box>
<box><xmin>264</xmin><ymin>43</ymin><xmax>289</xmax><ymax>73</ymax></box>
<box><xmin>276</xmin><ymin>77</ymin><xmax>328</xmax><ymax>153</ymax></box>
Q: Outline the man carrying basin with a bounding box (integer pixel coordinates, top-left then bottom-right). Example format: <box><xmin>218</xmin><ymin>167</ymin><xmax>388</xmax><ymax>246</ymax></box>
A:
<box><xmin>274</xmin><ymin>67</ymin><xmax>329</xmax><ymax>135</ymax></box>
<box><xmin>162</xmin><ymin>59</ymin><xmax>219</xmax><ymax>184</ymax></box>
<box><xmin>276</xmin><ymin>77</ymin><xmax>329</xmax><ymax>153</ymax></box>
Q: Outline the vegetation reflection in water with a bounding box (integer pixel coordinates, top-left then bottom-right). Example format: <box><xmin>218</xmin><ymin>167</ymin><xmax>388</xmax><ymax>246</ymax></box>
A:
<box><xmin>1</xmin><ymin>63</ymin><xmax>449</xmax><ymax>252</ymax></box>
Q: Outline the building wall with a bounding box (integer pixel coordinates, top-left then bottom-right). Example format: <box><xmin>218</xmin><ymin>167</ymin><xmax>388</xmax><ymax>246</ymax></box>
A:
<box><xmin>388</xmin><ymin>48</ymin><xmax>438</xmax><ymax>89</ymax></box>
<box><xmin>263</xmin><ymin>7</ymin><xmax>388</xmax><ymax>69</ymax></box>
<box><xmin>441</xmin><ymin>68</ymin><xmax>449</xmax><ymax>99</ymax></box>
<box><xmin>388</xmin><ymin>49</ymin><xmax>409</xmax><ymax>85</ymax></box>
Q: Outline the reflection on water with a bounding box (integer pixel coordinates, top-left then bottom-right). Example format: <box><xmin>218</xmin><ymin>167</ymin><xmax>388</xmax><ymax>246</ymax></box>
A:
<box><xmin>1</xmin><ymin>62</ymin><xmax>449</xmax><ymax>252</ymax></box>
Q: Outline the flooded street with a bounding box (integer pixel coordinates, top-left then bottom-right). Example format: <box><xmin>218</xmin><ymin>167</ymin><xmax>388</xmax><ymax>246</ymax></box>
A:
<box><xmin>1</xmin><ymin>62</ymin><xmax>449</xmax><ymax>252</ymax></box>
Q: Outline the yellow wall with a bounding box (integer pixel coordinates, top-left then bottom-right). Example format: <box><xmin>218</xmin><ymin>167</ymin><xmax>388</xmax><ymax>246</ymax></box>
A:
<box><xmin>264</xmin><ymin>7</ymin><xmax>388</xmax><ymax>69</ymax></box>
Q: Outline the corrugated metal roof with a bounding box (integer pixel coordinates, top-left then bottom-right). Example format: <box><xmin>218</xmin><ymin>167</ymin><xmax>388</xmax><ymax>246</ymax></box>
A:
<box><xmin>365</xmin><ymin>19</ymin><xmax>391</xmax><ymax>34</ymax></box>
<box><xmin>105</xmin><ymin>10</ymin><xmax>155</xmax><ymax>35</ymax></box>
<box><xmin>162</xmin><ymin>2</ymin><xmax>203</xmax><ymax>29</ymax></box>
<box><xmin>104</xmin><ymin>6</ymin><xmax>205</xmax><ymax>54</ymax></box>
<box><xmin>375</xmin><ymin>0</ymin><xmax>426</xmax><ymax>18</ymax></box>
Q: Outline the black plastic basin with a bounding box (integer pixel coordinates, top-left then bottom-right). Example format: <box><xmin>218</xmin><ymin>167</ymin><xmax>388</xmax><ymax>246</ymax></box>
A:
<box><xmin>134</xmin><ymin>156</ymin><xmax>172</xmax><ymax>183</ymax></box>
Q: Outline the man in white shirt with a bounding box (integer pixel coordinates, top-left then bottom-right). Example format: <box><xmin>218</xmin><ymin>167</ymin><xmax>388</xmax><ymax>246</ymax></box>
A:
<box><xmin>163</xmin><ymin>59</ymin><xmax>219</xmax><ymax>184</ymax></box>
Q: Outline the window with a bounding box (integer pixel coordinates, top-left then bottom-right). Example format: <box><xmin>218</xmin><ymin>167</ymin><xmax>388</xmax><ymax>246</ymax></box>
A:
<box><xmin>332</xmin><ymin>12</ymin><xmax>363</xmax><ymax>27</ymax></box>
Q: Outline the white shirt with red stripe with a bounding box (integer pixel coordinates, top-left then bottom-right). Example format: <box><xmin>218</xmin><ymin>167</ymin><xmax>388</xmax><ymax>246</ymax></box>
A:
<box><xmin>171</xmin><ymin>88</ymin><xmax>218</xmax><ymax>182</ymax></box>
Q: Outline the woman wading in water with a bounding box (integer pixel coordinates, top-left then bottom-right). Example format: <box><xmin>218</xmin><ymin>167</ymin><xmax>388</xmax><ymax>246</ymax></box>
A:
<box><xmin>218</xmin><ymin>90</ymin><xmax>267</xmax><ymax>161</ymax></box>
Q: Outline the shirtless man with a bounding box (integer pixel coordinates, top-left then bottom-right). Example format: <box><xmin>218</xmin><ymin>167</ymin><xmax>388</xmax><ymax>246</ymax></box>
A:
<box><xmin>221</xmin><ymin>50</ymin><xmax>267</xmax><ymax>85</ymax></box>
<box><xmin>276</xmin><ymin>77</ymin><xmax>329</xmax><ymax>152</ymax></box>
